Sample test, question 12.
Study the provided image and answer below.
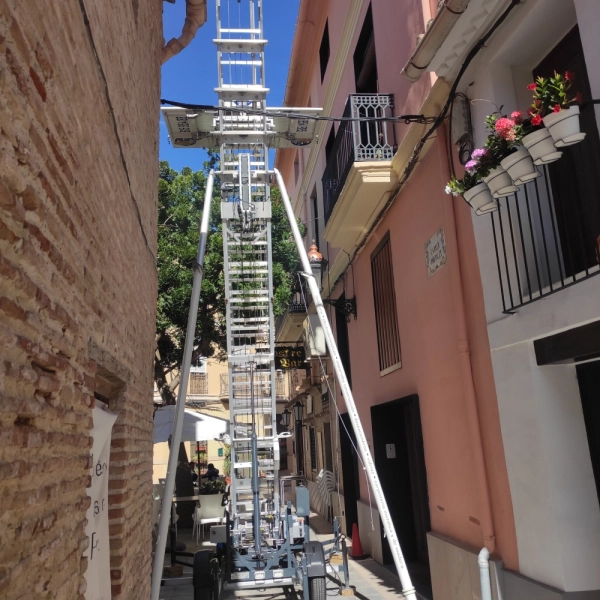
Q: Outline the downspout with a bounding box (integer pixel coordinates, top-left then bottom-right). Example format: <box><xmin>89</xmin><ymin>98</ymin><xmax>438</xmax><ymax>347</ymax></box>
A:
<box><xmin>437</xmin><ymin>124</ymin><xmax>496</xmax><ymax>593</ymax></box>
<box><xmin>402</xmin><ymin>0</ymin><xmax>471</xmax><ymax>82</ymax></box>
<box><xmin>162</xmin><ymin>0</ymin><xmax>207</xmax><ymax>64</ymax></box>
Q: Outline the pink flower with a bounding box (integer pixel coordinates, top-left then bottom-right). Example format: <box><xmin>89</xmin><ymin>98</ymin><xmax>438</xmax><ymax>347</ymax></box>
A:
<box><xmin>495</xmin><ymin>117</ymin><xmax>517</xmax><ymax>140</ymax></box>
<box><xmin>574</xmin><ymin>92</ymin><xmax>583</xmax><ymax>104</ymax></box>
<box><xmin>565</xmin><ymin>71</ymin><xmax>575</xmax><ymax>82</ymax></box>
<box><xmin>471</xmin><ymin>148</ymin><xmax>487</xmax><ymax>160</ymax></box>
<box><xmin>553</xmin><ymin>105</ymin><xmax>562</xmax><ymax>113</ymax></box>
<box><xmin>510</xmin><ymin>111</ymin><xmax>523</xmax><ymax>124</ymax></box>
<box><xmin>531</xmin><ymin>114</ymin><xmax>542</xmax><ymax>126</ymax></box>
<box><xmin>465</xmin><ymin>160</ymin><xmax>478</xmax><ymax>173</ymax></box>
<box><xmin>527</xmin><ymin>83</ymin><xmax>537</xmax><ymax>91</ymax></box>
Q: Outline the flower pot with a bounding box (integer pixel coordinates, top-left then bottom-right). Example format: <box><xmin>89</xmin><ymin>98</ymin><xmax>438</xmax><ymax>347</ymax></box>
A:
<box><xmin>463</xmin><ymin>182</ymin><xmax>498</xmax><ymax>216</ymax></box>
<box><xmin>482</xmin><ymin>165</ymin><xmax>518</xmax><ymax>198</ymax></box>
<box><xmin>522</xmin><ymin>127</ymin><xmax>562</xmax><ymax>165</ymax></box>
<box><xmin>543</xmin><ymin>105</ymin><xmax>586</xmax><ymax>147</ymax></box>
<box><xmin>500</xmin><ymin>148</ymin><xmax>540</xmax><ymax>185</ymax></box>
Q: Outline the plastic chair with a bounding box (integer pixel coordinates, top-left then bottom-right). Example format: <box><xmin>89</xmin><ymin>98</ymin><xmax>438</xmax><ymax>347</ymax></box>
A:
<box><xmin>193</xmin><ymin>494</ymin><xmax>226</xmax><ymax>542</ymax></box>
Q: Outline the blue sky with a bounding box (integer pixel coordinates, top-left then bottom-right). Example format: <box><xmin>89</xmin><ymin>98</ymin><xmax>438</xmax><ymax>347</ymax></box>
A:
<box><xmin>159</xmin><ymin>0</ymin><xmax>300</xmax><ymax>171</ymax></box>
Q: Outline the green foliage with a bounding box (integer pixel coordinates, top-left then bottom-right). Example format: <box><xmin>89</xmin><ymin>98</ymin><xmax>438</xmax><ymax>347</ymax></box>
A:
<box><xmin>155</xmin><ymin>160</ymin><xmax>306</xmax><ymax>401</ymax></box>
<box><xmin>198</xmin><ymin>479</ymin><xmax>228</xmax><ymax>495</ymax></box>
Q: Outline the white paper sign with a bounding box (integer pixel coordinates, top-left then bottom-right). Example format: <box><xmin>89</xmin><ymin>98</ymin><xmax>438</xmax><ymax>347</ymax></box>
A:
<box><xmin>84</xmin><ymin>402</ymin><xmax>117</xmax><ymax>600</ymax></box>
<box><xmin>425</xmin><ymin>227</ymin><xmax>447</xmax><ymax>277</ymax></box>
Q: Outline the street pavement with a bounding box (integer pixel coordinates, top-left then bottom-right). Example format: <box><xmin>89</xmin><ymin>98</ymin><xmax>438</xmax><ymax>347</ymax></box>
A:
<box><xmin>158</xmin><ymin>512</ymin><xmax>428</xmax><ymax>600</ymax></box>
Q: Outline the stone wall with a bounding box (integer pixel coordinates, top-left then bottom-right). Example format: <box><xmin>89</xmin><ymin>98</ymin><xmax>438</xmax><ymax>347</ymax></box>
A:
<box><xmin>0</xmin><ymin>0</ymin><xmax>162</xmax><ymax>598</ymax></box>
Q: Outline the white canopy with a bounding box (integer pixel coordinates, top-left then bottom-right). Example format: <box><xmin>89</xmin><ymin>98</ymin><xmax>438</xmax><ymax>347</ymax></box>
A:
<box><xmin>153</xmin><ymin>405</ymin><xmax>229</xmax><ymax>444</ymax></box>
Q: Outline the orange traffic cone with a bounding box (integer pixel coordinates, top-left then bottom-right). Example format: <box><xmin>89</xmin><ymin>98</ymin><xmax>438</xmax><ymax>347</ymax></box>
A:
<box><xmin>350</xmin><ymin>522</ymin><xmax>367</xmax><ymax>559</ymax></box>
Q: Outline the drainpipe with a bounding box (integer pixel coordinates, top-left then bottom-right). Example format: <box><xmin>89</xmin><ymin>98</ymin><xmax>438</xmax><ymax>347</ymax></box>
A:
<box><xmin>478</xmin><ymin>547</ymin><xmax>493</xmax><ymax>600</ymax></box>
<box><xmin>437</xmin><ymin>124</ymin><xmax>497</xmax><ymax>590</ymax></box>
<box><xmin>162</xmin><ymin>0</ymin><xmax>207</xmax><ymax>64</ymax></box>
<box><xmin>402</xmin><ymin>0</ymin><xmax>471</xmax><ymax>82</ymax></box>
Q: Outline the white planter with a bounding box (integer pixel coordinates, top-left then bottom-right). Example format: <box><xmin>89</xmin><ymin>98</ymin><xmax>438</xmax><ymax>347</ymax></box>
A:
<box><xmin>522</xmin><ymin>127</ymin><xmax>562</xmax><ymax>165</ymax></box>
<box><xmin>482</xmin><ymin>165</ymin><xmax>518</xmax><ymax>198</ymax></box>
<box><xmin>500</xmin><ymin>147</ymin><xmax>540</xmax><ymax>185</ymax></box>
<box><xmin>543</xmin><ymin>105</ymin><xmax>586</xmax><ymax>147</ymax></box>
<box><xmin>463</xmin><ymin>182</ymin><xmax>498</xmax><ymax>216</ymax></box>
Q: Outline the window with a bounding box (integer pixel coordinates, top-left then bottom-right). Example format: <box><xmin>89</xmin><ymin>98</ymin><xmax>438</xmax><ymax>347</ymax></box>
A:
<box><xmin>190</xmin><ymin>372</ymin><xmax>208</xmax><ymax>395</ymax></box>
<box><xmin>371</xmin><ymin>233</ymin><xmax>401</xmax><ymax>373</ymax></box>
<box><xmin>319</xmin><ymin>21</ymin><xmax>330</xmax><ymax>83</ymax></box>
<box><xmin>309</xmin><ymin>426</ymin><xmax>317</xmax><ymax>471</ymax></box>
<box><xmin>335</xmin><ymin>293</ymin><xmax>352</xmax><ymax>388</ymax></box>
<box><xmin>311</xmin><ymin>185</ymin><xmax>320</xmax><ymax>250</ymax></box>
<box><xmin>353</xmin><ymin>4</ymin><xmax>377</xmax><ymax>93</ymax></box>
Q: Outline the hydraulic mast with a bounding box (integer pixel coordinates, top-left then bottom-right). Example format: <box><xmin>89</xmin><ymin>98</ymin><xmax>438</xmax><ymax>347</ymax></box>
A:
<box><xmin>157</xmin><ymin>1</ymin><xmax>417</xmax><ymax>599</ymax></box>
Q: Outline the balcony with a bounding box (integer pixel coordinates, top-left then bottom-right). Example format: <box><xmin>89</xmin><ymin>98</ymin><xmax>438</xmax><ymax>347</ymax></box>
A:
<box><xmin>322</xmin><ymin>94</ymin><xmax>398</xmax><ymax>255</ymax></box>
<box><xmin>275</xmin><ymin>287</ymin><xmax>307</xmax><ymax>342</ymax></box>
<box><xmin>491</xmin><ymin>163</ymin><xmax>600</xmax><ymax>313</ymax></box>
<box><xmin>322</xmin><ymin>94</ymin><xmax>396</xmax><ymax>222</ymax></box>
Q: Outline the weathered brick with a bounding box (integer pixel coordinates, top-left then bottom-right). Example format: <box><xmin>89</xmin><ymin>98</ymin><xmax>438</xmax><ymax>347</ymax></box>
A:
<box><xmin>0</xmin><ymin>0</ymin><xmax>160</xmax><ymax>597</ymax></box>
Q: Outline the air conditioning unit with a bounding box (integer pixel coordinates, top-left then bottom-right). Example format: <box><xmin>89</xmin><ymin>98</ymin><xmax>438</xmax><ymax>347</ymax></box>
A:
<box><xmin>303</xmin><ymin>314</ymin><xmax>327</xmax><ymax>358</ymax></box>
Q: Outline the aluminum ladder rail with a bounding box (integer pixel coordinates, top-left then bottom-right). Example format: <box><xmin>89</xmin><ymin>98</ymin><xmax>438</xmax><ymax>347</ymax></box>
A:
<box><xmin>150</xmin><ymin>172</ymin><xmax>215</xmax><ymax>600</ymax></box>
<box><xmin>215</xmin><ymin>0</ymin><xmax>279</xmax><ymax>542</ymax></box>
<box><xmin>274</xmin><ymin>169</ymin><xmax>418</xmax><ymax>600</ymax></box>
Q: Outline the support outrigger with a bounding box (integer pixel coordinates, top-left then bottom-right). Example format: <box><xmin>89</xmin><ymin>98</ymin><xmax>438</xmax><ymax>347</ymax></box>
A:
<box><xmin>151</xmin><ymin>2</ymin><xmax>417</xmax><ymax>599</ymax></box>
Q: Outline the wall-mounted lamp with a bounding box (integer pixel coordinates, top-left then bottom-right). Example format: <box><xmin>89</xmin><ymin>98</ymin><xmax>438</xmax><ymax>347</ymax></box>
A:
<box><xmin>308</xmin><ymin>241</ymin><xmax>327</xmax><ymax>291</ymax></box>
<box><xmin>281</xmin><ymin>408</ymin><xmax>291</xmax><ymax>429</ymax></box>
<box><xmin>293</xmin><ymin>400</ymin><xmax>304</xmax><ymax>423</ymax></box>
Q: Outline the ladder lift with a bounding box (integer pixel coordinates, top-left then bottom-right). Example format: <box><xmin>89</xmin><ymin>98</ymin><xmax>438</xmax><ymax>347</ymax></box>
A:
<box><xmin>152</xmin><ymin>2</ymin><xmax>417</xmax><ymax>599</ymax></box>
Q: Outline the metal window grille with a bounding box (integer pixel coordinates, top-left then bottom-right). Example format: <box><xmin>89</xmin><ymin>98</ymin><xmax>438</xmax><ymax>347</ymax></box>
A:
<box><xmin>491</xmin><ymin>164</ymin><xmax>600</xmax><ymax>313</ymax></box>
<box><xmin>322</xmin><ymin>94</ymin><xmax>396</xmax><ymax>223</ymax></box>
<box><xmin>371</xmin><ymin>234</ymin><xmax>402</xmax><ymax>372</ymax></box>
<box><xmin>275</xmin><ymin>371</ymin><xmax>285</xmax><ymax>396</ymax></box>
<box><xmin>189</xmin><ymin>372</ymin><xmax>208</xmax><ymax>395</ymax></box>
<box><xmin>309</xmin><ymin>427</ymin><xmax>317</xmax><ymax>471</ymax></box>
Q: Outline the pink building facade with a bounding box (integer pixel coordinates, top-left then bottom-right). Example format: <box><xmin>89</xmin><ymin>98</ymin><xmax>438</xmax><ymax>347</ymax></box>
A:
<box><xmin>278</xmin><ymin>0</ymin><xmax>600</xmax><ymax>598</ymax></box>
<box><xmin>276</xmin><ymin>1</ymin><xmax>518</xmax><ymax>597</ymax></box>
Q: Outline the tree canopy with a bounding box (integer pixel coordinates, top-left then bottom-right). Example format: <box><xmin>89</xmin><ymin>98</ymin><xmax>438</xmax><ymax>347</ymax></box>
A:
<box><xmin>155</xmin><ymin>159</ymin><xmax>304</xmax><ymax>404</ymax></box>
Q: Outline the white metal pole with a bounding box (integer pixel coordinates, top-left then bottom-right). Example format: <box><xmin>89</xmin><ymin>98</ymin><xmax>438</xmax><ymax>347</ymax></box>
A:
<box><xmin>274</xmin><ymin>169</ymin><xmax>417</xmax><ymax>600</ymax></box>
<box><xmin>150</xmin><ymin>171</ymin><xmax>215</xmax><ymax>600</ymax></box>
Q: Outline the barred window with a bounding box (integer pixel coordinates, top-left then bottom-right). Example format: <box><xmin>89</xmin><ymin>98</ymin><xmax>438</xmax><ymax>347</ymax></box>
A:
<box><xmin>371</xmin><ymin>233</ymin><xmax>401</xmax><ymax>373</ymax></box>
<box><xmin>189</xmin><ymin>372</ymin><xmax>208</xmax><ymax>395</ymax></box>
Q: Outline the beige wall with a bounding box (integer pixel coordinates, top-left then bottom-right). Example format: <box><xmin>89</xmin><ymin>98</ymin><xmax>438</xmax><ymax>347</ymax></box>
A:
<box><xmin>0</xmin><ymin>0</ymin><xmax>162</xmax><ymax>598</ymax></box>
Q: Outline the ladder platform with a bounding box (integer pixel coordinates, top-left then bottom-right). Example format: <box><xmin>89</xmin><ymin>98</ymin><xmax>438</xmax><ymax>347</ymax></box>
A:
<box><xmin>214</xmin><ymin>39</ymin><xmax>267</xmax><ymax>53</ymax></box>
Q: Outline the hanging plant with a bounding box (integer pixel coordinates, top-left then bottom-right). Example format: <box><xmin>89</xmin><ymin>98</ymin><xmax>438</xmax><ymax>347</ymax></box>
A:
<box><xmin>527</xmin><ymin>71</ymin><xmax>585</xmax><ymax>147</ymax></box>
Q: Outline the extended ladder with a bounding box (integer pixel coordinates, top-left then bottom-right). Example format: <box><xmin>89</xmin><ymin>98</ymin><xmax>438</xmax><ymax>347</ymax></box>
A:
<box><xmin>153</xmin><ymin>1</ymin><xmax>418</xmax><ymax>599</ymax></box>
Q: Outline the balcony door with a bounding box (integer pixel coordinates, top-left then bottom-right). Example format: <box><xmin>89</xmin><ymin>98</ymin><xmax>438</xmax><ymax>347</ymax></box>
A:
<box><xmin>535</xmin><ymin>27</ymin><xmax>600</xmax><ymax>279</ymax></box>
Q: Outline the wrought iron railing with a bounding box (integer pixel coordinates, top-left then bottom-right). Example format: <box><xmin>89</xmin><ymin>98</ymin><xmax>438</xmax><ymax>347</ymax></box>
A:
<box><xmin>322</xmin><ymin>94</ymin><xmax>396</xmax><ymax>223</ymax></box>
<box><xmin>491</xmin><ymin>163</ymin><xmax>600</xmax><ymax>313</ymax></box>
<box><xmin>189</xmin><ymin>372</ymin><xmax>208</xmax><ymax>395</ymax></box>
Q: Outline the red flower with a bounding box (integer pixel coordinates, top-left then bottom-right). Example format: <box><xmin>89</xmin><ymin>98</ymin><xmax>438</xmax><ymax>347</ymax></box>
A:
<box><xmin>527</xmin><ymin>107</ymin><xmax>534</xmax><ymax>116</ymax></box>
<box><xmin>527</xmin><ymin>83</ymin><xmax>537</xmax><ymax>91</ymax></box>
<box><xmin>565</xmin><ymin>71</ymin><xmax>575</xmax><ymax>82</ymax></box>
<box><xmin>553</xmin><ymin>105</ymin><xmax>562</xmax><ymax>113</ymax></box>
<box><xmin>574</xmin><ymin>92</ymin><xmax>583</xmax><ymax>104</ymax></box>
<box><xmin>511</xmin><ymin>111</ymin><xmax>523</xmax><ymax>124</ymax></box>
<box><xmin>531</xmin><ymin>115</ymin><xmax>542</xmax><ymax>126</ymax></box>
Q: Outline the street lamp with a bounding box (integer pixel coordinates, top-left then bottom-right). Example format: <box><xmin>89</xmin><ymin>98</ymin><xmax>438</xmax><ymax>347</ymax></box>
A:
<box><xmin>308</xmin><ymin>241</ymin><xmax>327</xmax><ymax>290</ymax></box>
<box><xmin>293</xmin><ymin>400</ymin><xmax>304</xmax><ymax>423</ymax></box>
<box><xmin>281</xmin><ymin>408</ymin><xmax>291</xmax><ymax>429</ymax></box>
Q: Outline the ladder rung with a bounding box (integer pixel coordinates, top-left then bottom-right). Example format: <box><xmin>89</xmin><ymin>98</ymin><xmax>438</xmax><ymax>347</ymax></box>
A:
<box><xmin>214</xmin><ymin>39</ymin><xmax>267</xmax><ymax>53</ymax></box>
<box><xmin>219</xmin><ymin>28</ymin><xmax>262</xmax><ymax>34</ymax></box>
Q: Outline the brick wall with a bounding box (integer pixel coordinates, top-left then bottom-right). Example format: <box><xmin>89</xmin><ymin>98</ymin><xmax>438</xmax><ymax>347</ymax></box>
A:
<box><xmin>0</xmin><ymin>0</ymin><xmax>162</xmax><ymax>598</ymax></box>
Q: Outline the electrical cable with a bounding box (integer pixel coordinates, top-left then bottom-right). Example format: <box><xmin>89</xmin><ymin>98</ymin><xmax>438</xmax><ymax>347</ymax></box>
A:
<box><xmin>160</xmin><ymin>98</ymin><xmax>436</xmax><ymax>125</ymax></box>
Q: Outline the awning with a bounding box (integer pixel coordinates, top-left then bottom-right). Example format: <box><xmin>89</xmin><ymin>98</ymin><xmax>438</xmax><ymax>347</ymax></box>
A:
<box><xmin>153</xmin><ymin>405</ymin><xmax>229</xmax><ymax>444</ymax></box>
